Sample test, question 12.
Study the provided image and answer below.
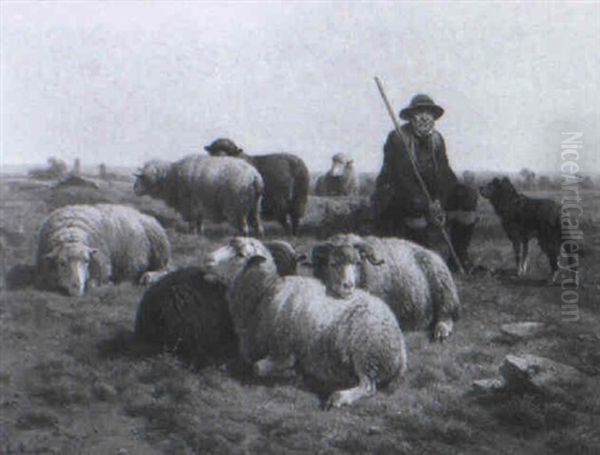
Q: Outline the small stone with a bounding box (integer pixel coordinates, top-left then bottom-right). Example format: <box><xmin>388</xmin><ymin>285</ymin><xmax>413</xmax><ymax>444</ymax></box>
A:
<box><xmin>92</xmin><ymin>382</ymin><xmax>118</xmax><ymax>401</ymax></box>
<box><xmin>500</xmin><ymin>322</ymin><xmax>544</xmax><ymax>339</ymax></box>
<box><xmin>472</xmin><ymin>378</ymin><xmax>505</xmax><ymax>394</ymax></box>
<box><xmin>367</xmin><ymin>426</ymin><xmax>382</xmax><ymax>435</ymax></box>
<box><xmin>500</xmin><ymin>354</ymin><xmax>584</xmax><ymax>396</ymax></box>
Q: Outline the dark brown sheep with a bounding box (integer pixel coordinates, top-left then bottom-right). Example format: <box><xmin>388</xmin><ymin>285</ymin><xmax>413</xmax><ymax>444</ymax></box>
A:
<box><xmin>205</xmin><ymin>139</ymin><xmax>310</xmax><ymax>235</ymax></box>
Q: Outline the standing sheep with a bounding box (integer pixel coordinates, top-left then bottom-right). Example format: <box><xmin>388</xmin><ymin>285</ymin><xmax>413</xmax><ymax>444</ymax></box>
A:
<box><xmin>203</xmin><ymin>237</ymin><xmax>406</xmax><ymax>409</ymax></box>
<box><xmin>134</xmin><ymin>155</ymin><xmax>264</xmax><ymax>236</ymax></box>
<box><xmin>311</xmin><ymin>234</ymin><xmax>460</xmax><ymax>341</ymax></box>
<box><xmin>315</xmin><ymin>153</ymin><xmax>359</xmax><ymax>197</ymax></box>
<box><xmin>134</xmin><ymin>240</ymin><xmax>301</xmax><ymax>367</ymax></box>
<box><xmin>36</xmin><ymin>204</ymin><xmax>172</xmax><ymax>296</ymax></box>
<box><xmin>204</xmin><ymin>138</ymin><xmax>309</xmax><ymax>235</ymax></box>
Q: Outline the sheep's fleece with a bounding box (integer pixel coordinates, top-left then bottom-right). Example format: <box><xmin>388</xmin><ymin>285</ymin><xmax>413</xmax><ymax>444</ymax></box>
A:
<box><xmin>312</xmin><ymin>234</ymin><xmax>460</xmax><ymax>340</ymax></box>
<box><xmin>134</xmin><ymin>155</ymin><xmax>264</xmax><ymax>235</ymax></box>
<box><xmin>36</xmin><ymin>204</ymin><xmax>171</xmax><ymax>296</ymax></box>
<box><xmin>205</xmin><ymin>238</ymin><xmax>406</xmax><ymax>408</ymax></box>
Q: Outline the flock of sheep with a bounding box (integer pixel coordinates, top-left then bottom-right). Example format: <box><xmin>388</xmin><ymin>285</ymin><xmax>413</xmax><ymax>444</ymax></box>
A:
<box><xmin>33</xmin><ymin>141</ymin><xmax>459</xmax><ymax>408</ymax></box>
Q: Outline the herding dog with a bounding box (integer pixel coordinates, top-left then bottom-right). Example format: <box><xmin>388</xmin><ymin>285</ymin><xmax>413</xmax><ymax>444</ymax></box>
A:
<box><xmin>479</xmin><ymin>177</ymin><xmax>563</xmax><ymax>281</ymax></box>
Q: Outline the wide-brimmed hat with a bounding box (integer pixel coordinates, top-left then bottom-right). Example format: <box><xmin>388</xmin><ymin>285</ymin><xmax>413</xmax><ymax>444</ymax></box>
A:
<box><xmin>399</xmin><ymin>94</ymin><xmax>444</xmax><ymax>120</ymax></box>
<box><xmin>204</xmin><ymin>138</ymin><xmax>243</xmax><ymax>156</ymax></box>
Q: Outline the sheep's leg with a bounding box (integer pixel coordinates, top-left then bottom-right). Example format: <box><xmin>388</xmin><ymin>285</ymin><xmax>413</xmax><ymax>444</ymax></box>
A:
<box><xmin>249</xmin><ymin>211</ymin><xmax>264</xmax><ymax>238</ymax></box>
<box><xmin>254</xmin><ymin>354</ymin><xmax>296</xmax><ymax>378</ymax></box>
<box><xmin>236</xmin><ymin>216</ymin><xmax>250</xmax><ymax>237</ymax></box>
<box><xmin>195</xmin><ymin>215</ymin><xmax>204</xmax><ymax>236</ymax></box>
<box><xmin>139</xmin><ymin>269</ymin><xmax>169</xmax><ymax>286</ymax></box>
<box><xmin>326</xmin><ymin>374</ymin><xmax>376</xmax><ymax>409</ymax></box>
<box><xmin>511</xmin><ymin>240</ymin><xmax>521</xmax><ymax>275</ymax></box>
<box><xmin>276</xmin><ymin>212</ymin><xmax>291</xmax><ymax>235</ymax></box>
<box><xmin>433</xmin><ymin>319</ymin><xmax>454</xmax><ymax>342</ymax></box>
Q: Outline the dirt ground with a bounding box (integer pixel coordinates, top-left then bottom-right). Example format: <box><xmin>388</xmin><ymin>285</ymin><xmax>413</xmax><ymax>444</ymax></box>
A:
<box><xmin>1</xmin><ymin>174</ymin><xmax>599</xmax><ymax>454</ymax></box>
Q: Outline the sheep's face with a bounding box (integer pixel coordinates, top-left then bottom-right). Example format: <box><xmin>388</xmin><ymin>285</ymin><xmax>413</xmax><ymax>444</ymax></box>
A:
<box><xmin>204</xmin><ymin>237</ymin><xmax>271</xmax><ymax>285</ymax></box>
<box><xmin>133</xmin><ymin>161</ymin><xmax>169</xmax><ymax>197</ymax></box>
<box><xmin>133</xmin><ymin>174</ymin><xmax>151</xmax><ymax>196</ymax></box>
<box><xmin>329</xmin><ymin>154</ymin><xmax>353</xmax><ymax>178</ymax></box>
<box><xmin>45</xmin><ymin>243</ymin><xmax>97</xmax><ymax>296</ymax></box>
<box><xmin>324</xmin><ymin>245</ymin><xmax>361</xmax><ymax>299</ymax></box>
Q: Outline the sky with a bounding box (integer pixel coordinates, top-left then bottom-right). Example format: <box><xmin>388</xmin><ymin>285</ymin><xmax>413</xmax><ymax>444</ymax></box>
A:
<box><xmin>2</xmin><ymin>1</ymin><xmax>599</xmax><ymax>174</ymax></box>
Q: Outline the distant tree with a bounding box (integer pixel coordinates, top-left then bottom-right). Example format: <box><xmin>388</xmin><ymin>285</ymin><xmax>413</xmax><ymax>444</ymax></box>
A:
<box><xmin>537</xmin><ymin>175</ymin><xmax>551</xmax><ymax>190</ymax></box>
<box><xmin>29</xmin><ymin>157</ymin><xmax>68</xmax><ymax>180</ymax></box>
<box><xmin>99</xmin><ymin>163</ymin><xmax>107</xmax><ymax>179</ymax></box>
<box><xmin>72</xmin><ymin>158</ymin><xmax>81</xmax><ymax>177</ymax></box>
<box><xmin>518</xmin><ymin>168</ymin><xmax>536</xmax><ymax>190</ymax></box>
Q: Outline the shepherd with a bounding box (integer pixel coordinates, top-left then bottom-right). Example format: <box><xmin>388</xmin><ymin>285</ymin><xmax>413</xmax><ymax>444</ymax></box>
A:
<box><xmin>371</xmin><ymin>91</ymin><xmax>478</xmax><ymax>271</ymax></box>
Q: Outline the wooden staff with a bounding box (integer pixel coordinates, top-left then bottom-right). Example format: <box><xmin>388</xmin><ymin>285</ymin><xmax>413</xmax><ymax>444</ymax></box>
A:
<box><xmin>374</xmin><ymin>76</ymin><xmax>465</xmax><ymax>275</ymax></box>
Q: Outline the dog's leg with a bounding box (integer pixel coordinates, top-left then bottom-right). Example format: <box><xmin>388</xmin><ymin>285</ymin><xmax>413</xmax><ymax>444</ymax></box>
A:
<box><xmin>512</xmin><ymin>240</ymin><xmax>522</xmax><ymax>275</ymax></box>
<box><xmin>521</xmin><ymin>240</ymin><xmax>530</xmax><ymax>275</ymax></box>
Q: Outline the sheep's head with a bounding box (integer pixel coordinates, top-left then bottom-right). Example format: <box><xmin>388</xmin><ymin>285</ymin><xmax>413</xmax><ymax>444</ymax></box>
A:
<box><xmin>263</xmin><ymin>240</ymin><xmax>306</xmax><ymax>276</ymax></box>
<box><xmin>43</xmin><ymin>242</ymin><xmax>98</xmax><ymax>296</ymax></box>
<box><xmin>204</xmin><ymin>138</ymin><xmax>244</xmax><ymax>157</ymax></box>
<box><xmin>329</xmin><ymin>153</ymin><xmax>353</xmax><ymax>178</ymax></box>
<box><xmin>204</xmin><ymin>237</ymin><xmax>275</xmax><ymax>286</ymax></box>
<box><xmin>133</xmin><ymin>160</ymin><xmax>170</xmax><ymax>197</ymax></box>
<box><xmin>311</xmin><ymin>238</ymin><xmax>384</xmax><ymax>299</ymax></box>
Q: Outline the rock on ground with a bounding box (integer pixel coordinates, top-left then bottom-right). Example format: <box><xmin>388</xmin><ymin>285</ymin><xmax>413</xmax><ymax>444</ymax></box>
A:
<box><xmin>499</xmin><ymin>354</ymin><xmax>585</xmax><ymax>396</ymax></box>
<box><xmin>500</xmin><ymin>322</ymin><xmax>545</xmax><ymax>339</ymax></box>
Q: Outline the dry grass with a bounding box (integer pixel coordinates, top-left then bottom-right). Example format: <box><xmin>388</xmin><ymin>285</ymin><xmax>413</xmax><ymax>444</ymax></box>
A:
<box><xmin>1</xmin><ymin>174</ymin><xmax>599</xmax><ymax>454</ymax></box>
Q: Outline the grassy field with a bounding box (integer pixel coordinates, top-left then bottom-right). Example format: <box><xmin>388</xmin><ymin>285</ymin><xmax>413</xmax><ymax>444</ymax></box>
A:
<box><xmin>1</xmin><ymin>174</ymin><xmax>599</xmax><ymax>454</ymax></box>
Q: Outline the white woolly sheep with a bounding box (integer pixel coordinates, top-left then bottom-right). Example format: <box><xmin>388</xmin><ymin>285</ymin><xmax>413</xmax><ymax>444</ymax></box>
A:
<box><xmin>204</xmin><ymin>237</ymin><xmax>407</xmax><ymax>409</ymax></box>
<box><xmin>311</xmin><ymin>234</ymin><xmax>460</xmax><ymax>341</ymax></box>
<box><xmin>134</xmin><ymin>240</ymin><xmax>301</xmax><ymax>367</ymax></box>
<box><xmin>134</xmin><ymin>155</ymin><xmax>264</xmax><ymax>236</ymax></box>
<box><xmin>315</xmin><ymin>153</ymin><xmax>359</xmax><ymax>197</ymax></box>
<box><xmin>36</xmin><ymin>204</ymin><xmax>172</xmax><ymax>296</ymax></box>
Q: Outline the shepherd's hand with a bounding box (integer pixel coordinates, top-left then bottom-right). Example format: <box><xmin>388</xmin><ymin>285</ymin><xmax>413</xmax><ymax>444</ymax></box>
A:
<box><xmin>429</xmin><ymin>200</ymin><xmax>446</xmax><ymax>226</ymax></box>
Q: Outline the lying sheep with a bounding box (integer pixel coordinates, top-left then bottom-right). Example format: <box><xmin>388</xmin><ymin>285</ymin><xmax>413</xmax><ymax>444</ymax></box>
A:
<box><xmin>311</xmin><ymin>234</ymin><xmax>460</xmax><ymax>341</ymax></box>
<box><xmin>135</xmin><ymin>266</ymin><xmax>237</xmax><ymax>367</ymax></box>
<box><xmin>134</xmin><ymin>240</ymin><xmax>300</xmax><ymax>367</ymax></box>
<box><xmin>204</xmin><ymin>138</ymin><xmax>309</xmax><ymax>235</ymax></box>
<box><xmin>36</xmin><ymin>204</ymin><xmax>171</xmax><ymax>296</ymax></box>
<box><xmin>315</xmin><ymin>153</ymin><xmax>359</xmax><ymax>197</ymax></box>
<box><xmin>134</xmin><ymin>155</ymin><xmax>264</xmax><ymax>236</ymax></box>
<box><xmin>204</xmin><ymin>237</ymin><xmax>406</xmax><ymax>409</ymax></box>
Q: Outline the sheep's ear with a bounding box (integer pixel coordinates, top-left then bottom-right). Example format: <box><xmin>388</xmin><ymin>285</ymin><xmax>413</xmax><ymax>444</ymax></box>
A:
<box><xmin>311</xmin><ymin>244</ymin><xmax>332</xmax><ymax>264</ymax></box>
<box><xmin>296</xmin><ymin>253</ymin><xmax>308</xmax><ymax>262</ymax></box>
<box><xmin>246</xmin><ymin>255</ymin><xmax>267</xmax><ymax>268</ymax></box>
<box><xmin>354</xmin><ymin>243</ymin><xmax>384</xmax><ymax>266</ymax></box>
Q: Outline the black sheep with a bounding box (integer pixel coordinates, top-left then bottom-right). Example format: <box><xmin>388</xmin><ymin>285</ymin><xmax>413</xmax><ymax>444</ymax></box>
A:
<box><xmin>135</xmin><ymin>267</ymin><xmax>237</xmax><ymax>368</ymax></box>
<box><xmin>205</xmin><ymin>138</ymin><xmax>310</xmax><ymax>235</ymax></box>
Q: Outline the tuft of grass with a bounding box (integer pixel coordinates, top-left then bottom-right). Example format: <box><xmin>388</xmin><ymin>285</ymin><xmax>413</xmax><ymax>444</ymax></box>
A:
<box><xmin>16</xmin><ymin>411</ymin><xmax>59</xmax><ymax>430</ymax></box>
